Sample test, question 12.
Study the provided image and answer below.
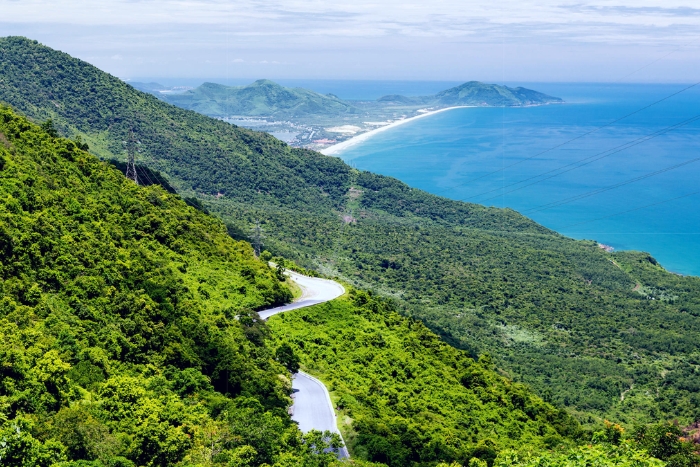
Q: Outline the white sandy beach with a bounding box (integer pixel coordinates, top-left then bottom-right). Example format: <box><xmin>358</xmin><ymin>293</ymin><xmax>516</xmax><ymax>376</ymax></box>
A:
<box><xmin>320</xmin><ymin>106</ymin><xmax>472</xmax><ymax>156</ymax></box>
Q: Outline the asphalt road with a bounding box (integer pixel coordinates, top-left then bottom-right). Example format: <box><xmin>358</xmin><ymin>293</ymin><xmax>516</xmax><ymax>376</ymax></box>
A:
<box><xmin>258</xmin><ymin>270</ymin><xmax>349</xmax><ymax>458</ymax></box>
<box><xmin>258</xmin><ymin>271</ymin><xmax>345</xmax><ymax>320</ymax></box>
<box><xmin>291</xmin><ymin>371</ymin><xmax>350</xmax><ymax>459</ymax></box>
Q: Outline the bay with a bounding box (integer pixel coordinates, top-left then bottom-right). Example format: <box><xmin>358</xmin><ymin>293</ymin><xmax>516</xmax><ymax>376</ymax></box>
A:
<box><xmin>333</xmin><ymin>83</ymin><xmax>700</xmax><ymax>276</ymax></box>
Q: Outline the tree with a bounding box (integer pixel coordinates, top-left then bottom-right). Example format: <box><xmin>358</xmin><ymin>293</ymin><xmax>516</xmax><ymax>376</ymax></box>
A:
<box><xmin>276</xmin><ymin>344</ymin><xmax>301</xmax><ymax>374</ymax></box>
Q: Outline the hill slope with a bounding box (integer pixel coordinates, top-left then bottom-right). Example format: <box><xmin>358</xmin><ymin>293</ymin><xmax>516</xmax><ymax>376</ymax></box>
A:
<box><xmin>158</xmin><ymin>80</ymin><xmax>359</xmax><ymax>118</ymax></box>
<box><xmin>269</xmin><ymin>291</ymin><xmax>581</xmax><ymax>466</ymax></box>
<box><xmin>0</xmin><ymin>105</ymin><xmax>341</xmax><ymax>466</ymax></box>
<box><xmin>2</xmin><ymin>36</ymin><xmax>700</xmax><ymax>429</ymax></box>
<box><xmin>1</xmin><ymin>105</ymin><xmax>679</xmax><ymax>467</ymax></box>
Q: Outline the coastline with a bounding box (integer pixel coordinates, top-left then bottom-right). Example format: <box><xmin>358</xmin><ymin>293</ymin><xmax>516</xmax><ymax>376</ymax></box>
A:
<box><xmin>320</xmin><ymin>106</ymin><xmax>473</xmax><ymax>156</ymax></box>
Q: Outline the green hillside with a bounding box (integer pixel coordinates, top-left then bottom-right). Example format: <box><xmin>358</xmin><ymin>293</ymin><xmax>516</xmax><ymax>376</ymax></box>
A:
<box><xmin>2</xmin><ymin>36</ymin><xmax>700</xmax><ymax>431</ymax></box>
<box><xmin>1</xmin><ymin>105</ymin><xmax>685</xmax><ymax>467</ymax></box>
<box><xmin>269</xmin><ymin>293</ymin><xmax>697</xmax><ymax>467</ymax></box>
<box><xmin>158</xmin><ymin>80</ymin><xmax>359</xmax><ymax>118</ymax></box>
<box><xmin>269</xmin><ymin>291</ymin><xmax>581</xmax><ymax>465</ymax></box>
<box><xmin>0</xmin><ymin>105</ymin><xmax>364</xmax><ymax>466</ymax></box>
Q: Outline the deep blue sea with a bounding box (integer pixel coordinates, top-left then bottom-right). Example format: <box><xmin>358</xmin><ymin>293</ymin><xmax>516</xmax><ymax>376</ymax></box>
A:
<box><xmin>330</xmin><ymin>82</ymin><xmax>700</xmax><ymax>277</ymax></box>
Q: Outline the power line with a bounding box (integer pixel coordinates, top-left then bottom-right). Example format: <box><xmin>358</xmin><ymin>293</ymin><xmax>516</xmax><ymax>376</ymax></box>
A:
<box><xmin>125</xmin><ymin>127</ymin><xmax>138</xmax><ymax>184</ymax></box>
<box><xmin>136</xmin><ymin>165</ymin><xmax>155</xmax><ymax>186</ymax></box>
<box><xmin>559</xmin><ymin>189</ymin><xmax>700</xmax><ymax>230</ymax></box>
<box><xmin>250</xmin><ymin>220</ymin><xmax>265</xmax><ymax>257</ymax></box>
<box><xmin>470</xmin><ymin>113</ymin><xmax>700</xmax><ymax>203</ymax></box>
<box><xmin>604</xmin><ymin>41</ymin><xmax>696</xmax><ymax>85</ymax></box>
<box><xmin>432</xmin><ymin>79</ymin><xmax>700</xmax><ymax>198</ymax></box>
<box><xmin>521</xmin><ymin>156</ymin><xmax>700</xmax><ymax>215</ymax></box>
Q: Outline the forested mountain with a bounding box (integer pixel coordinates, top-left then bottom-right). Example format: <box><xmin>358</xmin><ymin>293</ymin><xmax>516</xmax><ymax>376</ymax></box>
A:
<box><xmin>377</xmin><ymin>81</ymin><xmax>563</xmax><ymax>107</ymax></box>
<box><xmin>154</xmin><ymin>80</ymin><xmax>359</xmax><ymax>118</ymax></box>
<box><xmin>2</xmin><ymin>36</ymin><xmax>700</xmax><ymax>435</ymax></box>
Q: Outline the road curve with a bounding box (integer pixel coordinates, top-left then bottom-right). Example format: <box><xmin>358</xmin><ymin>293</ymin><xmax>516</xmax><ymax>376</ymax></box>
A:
<box><xmin>259</xmin><ymin>270</ymin><xmax>348</xmax><ymax>458</ymax></box>
<box><xmin>258</xmin><ymin>271</ymin><xmax>345</xmax><ymax>319</ymax></box>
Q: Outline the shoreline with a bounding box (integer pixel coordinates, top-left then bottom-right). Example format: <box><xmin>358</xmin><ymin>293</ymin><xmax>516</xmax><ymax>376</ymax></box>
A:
<box><xmin>320</xmin><ymin>106</ymin><xmax>473</xmax><ymax>156</ymax></box>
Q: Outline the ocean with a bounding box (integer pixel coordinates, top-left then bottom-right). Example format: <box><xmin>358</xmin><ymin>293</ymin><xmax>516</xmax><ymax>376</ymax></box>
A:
<box><xmin>325</xmin><ymin>82</ymin><xmax>699</xmax><ymax>276</ymax></box>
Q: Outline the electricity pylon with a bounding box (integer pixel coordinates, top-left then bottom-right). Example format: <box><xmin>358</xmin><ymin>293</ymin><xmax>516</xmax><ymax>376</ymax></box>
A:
<box><xmin>125</xmin><ymin>127</ymin><xmax>138</xmax><ymax>184</ymax></box>
<box><xmin>250</xmin><ymin>220</ymin><xmax>265</xmax><ymax>257</ymax></box>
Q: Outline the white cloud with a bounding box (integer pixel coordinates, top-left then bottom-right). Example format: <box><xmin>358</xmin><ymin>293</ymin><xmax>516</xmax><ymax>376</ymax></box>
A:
<box><xmin>1</xmin><ymin>0</ymin><xmax>698</xmax><ymax>80</ymax></box>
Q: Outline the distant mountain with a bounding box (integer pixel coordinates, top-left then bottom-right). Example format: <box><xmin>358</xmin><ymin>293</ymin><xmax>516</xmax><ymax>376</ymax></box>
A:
<box><xmin>129</xmin><ymin>81</ymin><xmax>169</xmax><ymax>93</ymax></box>
<box><xmin>376</xmin><ymin>81</ymin><xmax>563</xmax><ymax>107</ymax></box>
<box><xmin>432</xmin><ymin>81</ymin><xmax>563</xmax><ymax>106</ymax></box>
<box><xmin>158</xmin><ymin>79</ymin><xmax>359</xmax><ymax>118</ymax></box>
<box><xmin>375</xmin><ymin>94</ymin><xmax>424</xmax><ymax>105</ymax></box>
<box><xmin>138</xmin><ymin>79</ymin><xmax>561</xmax><ymax>120</ymax></box>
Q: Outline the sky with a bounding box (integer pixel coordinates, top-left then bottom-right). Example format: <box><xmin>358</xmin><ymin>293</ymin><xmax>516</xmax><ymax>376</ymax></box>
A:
<box><xmin>1</xmin><ymin>0</ymin><xmax>699</xmax><ymax>82</ymax></box>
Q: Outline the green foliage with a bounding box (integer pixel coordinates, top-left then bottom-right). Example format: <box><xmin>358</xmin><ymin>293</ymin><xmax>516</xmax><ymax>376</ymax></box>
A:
<box><xmin>268</xmin><ymin>291</ymin><xmax>582</xmax><ymax>466</ymax></box>
<box><xmin>489</xmin><ymin>442</ymin><xmax>665</xmax><ymax>467</ymax></box>
<box><xmin>40</xmin><ymin>119</ymin><xmax>58</xmax><ymax>138</ymax></box>
<box><xmin>633</xmin><ymin>423</ymin><xmax>699</xmax><ymax>467</ymax></box>
<box><xmin>276</xmin><ymin>343</ymin><xmax>301</xmax><ymax>374</ymax></box>
<box><xmin>3</xmin><ymin>36</ymin><xmax>700</xmax><ymax>428</ymax></box>
<box><xmin>0</xmin><ymin>105</ymin><xmax>326</xmax><ymax>465</ymax></box>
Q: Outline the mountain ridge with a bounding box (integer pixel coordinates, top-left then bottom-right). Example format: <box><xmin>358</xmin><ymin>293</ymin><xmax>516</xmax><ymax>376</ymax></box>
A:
<box><xmin>152</xmin><ymin>79</ymin><xmax>360</xmax><ymax>118</ymax></box>
<box><xmin>139</xmin><ymin>78</ymin><xmax>562</xmax><ymax>118</ymax></box>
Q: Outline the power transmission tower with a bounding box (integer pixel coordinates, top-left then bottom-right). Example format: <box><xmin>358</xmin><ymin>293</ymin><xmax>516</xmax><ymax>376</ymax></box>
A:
<box><xmin>250</xmin><ymin>220</ymin><xmax>265</xmax><ymax>257</ymax></box>
<box><xmin>125</xmin><ymin>127</ymin><xmax>138</xmax><ymax>184</ymax></box>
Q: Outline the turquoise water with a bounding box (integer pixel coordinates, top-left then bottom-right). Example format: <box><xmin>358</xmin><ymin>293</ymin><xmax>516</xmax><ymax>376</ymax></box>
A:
<box><xmin>336</xmin><ymin>83</ymin><xmax>700</xmax><ymax>276</ymax></box>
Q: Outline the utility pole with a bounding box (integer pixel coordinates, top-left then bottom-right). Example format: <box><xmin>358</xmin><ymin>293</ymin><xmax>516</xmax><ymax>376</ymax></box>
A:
<box><xmin>125</xmin><ymin>127</ymin><xmax>138</xmax><ymax>184</ymax></box>
<box><xmin>250</xmin><ymin>220</ymin><xmax>265</xmax><ymax>257</ymax></box>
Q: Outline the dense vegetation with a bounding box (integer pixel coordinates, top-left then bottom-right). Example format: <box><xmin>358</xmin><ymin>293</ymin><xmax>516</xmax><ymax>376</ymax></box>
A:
<box><xmin>269</xmin><ymin>290</ymin><xmax>581</xmax><ymax>466</ymax></box>
<box><xmin>3</xmin><ymin>102</ymin><xmax>678</xmax><ymax>467</ymax></box>
<box><xmin>2</xmin><ymin>36</ymin><xmax>700</xmax><ymax>430</ymax></box>
<box><xmin>0</xmin><ymin>106</ymin><xmax>364</xmax><ymax>466</ymax></box>
<box><xmin>222</xmin><ymin>177</ymin><xmax>700</xmax><ymax>428</ymax></box>
<box><xmin>269</xmin><ymin>292</ymin><xmax>699</xmax><ymax>467</ymax></box>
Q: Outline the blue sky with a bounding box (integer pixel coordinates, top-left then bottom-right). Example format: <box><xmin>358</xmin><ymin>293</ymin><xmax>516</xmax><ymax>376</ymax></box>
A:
<box><xmin>1</xmin><ymin>0</ymin><xmax>699</xmax><ymax>82</ymax></box>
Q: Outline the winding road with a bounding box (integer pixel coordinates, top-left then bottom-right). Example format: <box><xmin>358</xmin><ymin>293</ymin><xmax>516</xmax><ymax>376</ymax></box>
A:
<box><xmin>259</xmin><ymin>270</ymin><xmax>349</xmax><ymax>458</ymax></box>
<box><xmin>258</xmin><ymin>271</ymin><xmax>345</xmax><ymax>320</ymax></box>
